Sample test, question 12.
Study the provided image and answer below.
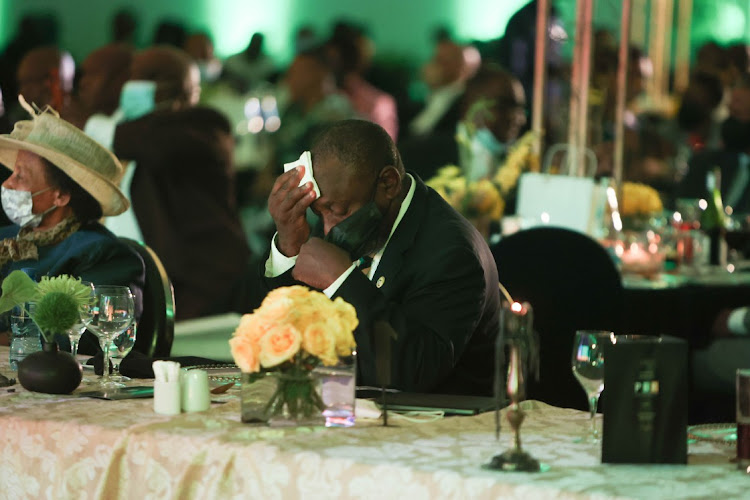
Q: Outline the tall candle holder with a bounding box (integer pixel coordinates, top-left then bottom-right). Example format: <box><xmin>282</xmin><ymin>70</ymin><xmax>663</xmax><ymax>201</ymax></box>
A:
<box><xmin>487</xmin><ymin>300</ymin><xmax>541</xmax><ymax>472</ymax></box>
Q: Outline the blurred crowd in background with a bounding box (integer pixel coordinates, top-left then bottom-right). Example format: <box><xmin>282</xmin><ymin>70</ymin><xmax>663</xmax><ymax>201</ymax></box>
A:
<box><xmin>2</xmin><ymin>2</ymin><xmax>750</xmax><ymax>292</ymax></box>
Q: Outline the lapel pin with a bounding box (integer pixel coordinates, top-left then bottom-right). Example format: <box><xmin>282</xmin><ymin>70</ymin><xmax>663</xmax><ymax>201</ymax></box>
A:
<box><xmin>376</xmin><ymin>276</ymin><xmax>385</xmax><ymax>288</ymax></box>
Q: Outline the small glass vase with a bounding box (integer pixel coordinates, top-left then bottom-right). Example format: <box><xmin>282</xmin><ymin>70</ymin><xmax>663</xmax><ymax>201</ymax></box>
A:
<box><xmin>241</xmin><ymin>369</ymin><xmax>325</xmax><ymax>426</ymax></box>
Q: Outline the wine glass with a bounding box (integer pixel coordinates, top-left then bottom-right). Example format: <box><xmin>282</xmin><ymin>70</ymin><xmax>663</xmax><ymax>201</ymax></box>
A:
<box><xmin>67</xmin><ymin>281</ymin><xmax>94</xmax><ymax>358</ymax></box>
<box><xmin>571</xmin><ymin>330</ymin><xmax>613</xmax><ymax>443</ymax></box>
<box><xmin>81</xmin><ymin>285</ymin><xmax>134</xmax><ymax>389</ymax></box>
<box><xmin>109</xmin><ymin>323</ymin><xmax>136</xmax><ymax>382</ymax></box>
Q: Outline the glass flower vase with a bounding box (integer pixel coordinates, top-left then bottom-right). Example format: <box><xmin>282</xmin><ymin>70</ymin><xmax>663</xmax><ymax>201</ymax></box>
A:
<box><xmin>241</xmin><ymin>369</ymin><xmax>325</xmax><ymax>426</ymax></box>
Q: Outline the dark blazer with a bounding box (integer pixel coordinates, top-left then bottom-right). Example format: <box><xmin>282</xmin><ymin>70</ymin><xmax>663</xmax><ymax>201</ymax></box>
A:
<box><xmin>676</xmin><ymin>149</ymin><xmax>750</xmax><ymax>213</ymax></box>
<box><xmin>264</xmin><ymin>175</ymin><xmax>500</xmax><ymax>396</ymax></box>
<box><xmin>113</xmin><ymin>107</ymin><xmax>252</xmax><ymax>320</ymax></box>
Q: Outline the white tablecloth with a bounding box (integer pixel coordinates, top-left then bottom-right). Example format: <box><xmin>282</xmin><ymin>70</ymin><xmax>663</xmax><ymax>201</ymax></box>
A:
<box><xmin>0</xmin><ymin>346</ymin><xmax>745</xmax><ymax>499</ymax></box>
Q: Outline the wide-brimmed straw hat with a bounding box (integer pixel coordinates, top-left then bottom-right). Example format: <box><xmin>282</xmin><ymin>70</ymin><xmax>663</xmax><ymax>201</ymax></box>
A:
<box><xmin>0</xmin><ymin>98</ymin><xmax>128</xmax><ymax>216</ymax></box>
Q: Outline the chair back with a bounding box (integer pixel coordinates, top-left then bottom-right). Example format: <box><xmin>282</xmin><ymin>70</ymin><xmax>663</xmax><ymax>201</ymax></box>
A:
<box><xmin>119</xmin><ymin>237</ymin><xmax>175</xmax><ymax>357</ymax></box>
<box><xmin>491</xmin><ymin>226</ymin><xmax>623</xmax><ymax>410</ymax></box>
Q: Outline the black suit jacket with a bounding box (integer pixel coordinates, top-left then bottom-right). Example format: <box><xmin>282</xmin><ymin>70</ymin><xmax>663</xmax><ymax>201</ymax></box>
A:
<box><xmin>264</xmin><ymin>175</ymin><xmax>500</xmax><ymax>396</ymax></box>
<box><xmin>676</xmin><ymin>149</ymin><xmax>750</xmax><ymax>213</ymax></box>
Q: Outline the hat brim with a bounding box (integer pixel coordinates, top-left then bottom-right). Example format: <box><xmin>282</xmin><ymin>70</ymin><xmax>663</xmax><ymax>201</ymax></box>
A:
<box><xmin>0</xmin><ymin>136</ymin><xmax>129</xmax><ymax>216</ymax></box>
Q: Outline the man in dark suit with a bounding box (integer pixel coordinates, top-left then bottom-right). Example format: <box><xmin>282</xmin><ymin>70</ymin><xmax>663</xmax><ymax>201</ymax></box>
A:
<box><xmin>112</xmin><ymin>46</ymin><xmax>252</xmax><ymax>320</ymax></box>
<box><xmin>676</xmin><ymin>76</ymin><xmax>750</xmax><ymax>213</ymax></box>
<box><xmin>263</xmin><ymin>119</ymin><xmax>500</xmax><ymax>396</ymax></box>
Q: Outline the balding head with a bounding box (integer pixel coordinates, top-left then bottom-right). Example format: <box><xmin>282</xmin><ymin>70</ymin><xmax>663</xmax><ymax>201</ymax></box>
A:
<box><xmin>17</xmin><ymin>46</ymin><xmax>75</xmax><ymax>109</ymax></box>
<box><xmin>462</xmin><ymin>64</ymin><xmax>527</xmax><ymax>143</ymax></box>
<box><xmin>79</xmin><ymin>43</ymin><xmax>134</xmax><ymax>114</ymax></box>
<box><xmin>130</xmin><ymin>46</ymin><xmax>200</xmax><ymax>108</ymax></box>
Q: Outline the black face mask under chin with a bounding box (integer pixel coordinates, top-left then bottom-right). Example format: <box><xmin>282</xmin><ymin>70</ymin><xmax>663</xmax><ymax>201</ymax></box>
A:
<box><xmin>721</xmin><ymin>117</ymin><xmax>750</xmax><ymax>151</ymax></box>
<box><xmin>323</xmin><ymin>201</ymin><xmax>384</xmax><ymax>261</ymax></box>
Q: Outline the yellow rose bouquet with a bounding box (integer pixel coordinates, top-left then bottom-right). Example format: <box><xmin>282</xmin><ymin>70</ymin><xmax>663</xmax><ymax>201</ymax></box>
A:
<box><xmin>230</xmin><ymin>286</ymin><xmax>358</xmax><ymax>422</ymax></box>
<box><xmin>427</xmin><ymin>166</ymin><xmax>504</xmax><ymax>239</ymax></box>
<box><xmin>621</xmin><ymin>182</ymin><xmax>664</xmax><ymax>217</ymax></box>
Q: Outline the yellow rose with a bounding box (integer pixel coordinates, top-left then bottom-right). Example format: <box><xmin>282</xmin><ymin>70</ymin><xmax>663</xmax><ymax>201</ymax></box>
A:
<box><xmin>259</xmin><ymin>324</ymin><xmax>302</xmax><ymax>368</ymax></box>
<box><xmin>230</xmin><ymin>334</ymin><xmax>261</xmax><ymax>373</ymax></box>
<box><xmin>233</xmin><ymin>313</ymin><xmax>275</xmax><ymax>344</ymax></box>
<box><xmin>263</xmin><ymin>285</ymin><xmax>310</xmax><ymax>303</ymax></box>
<box><xmin>331</xmin><ymin>297</ymin><xmax>357</xmax><ymax>334</ymax></box>
<box><xmin>302</xmin><ymin>322</ymin><xmax>338</xmax><ymax>366</ymax></box>
<box><xmin>621</xmin><ymin>182</ymin><xmax>663</xmax><ymax>216</ymax></box>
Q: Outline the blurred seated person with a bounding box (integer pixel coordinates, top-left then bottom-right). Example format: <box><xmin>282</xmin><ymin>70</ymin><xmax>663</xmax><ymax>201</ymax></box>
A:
<box><xmin>0</xmin><ymin>103</ymin><xmax>144</xmax><ymax>346</ymax></box>
<box><xmin>63</xmin><ymin>43</ymin><xmax>134</xmax><ymax>129</ymax></box>
<box><xmin>250</xmin><ymin>46</ymin><xmax>355</xmax><ymax>204</ymax></box>
<box><xmin>262</xmin><ymin>119</ymin><xmax>500</xmax><ymax>395</ymax></box>
<box><xmin>406</xmin><ymin>39</ymin><xmax>477</xmax><ymax>139</ymax></box>
<box><xmin>183</xmin><ymin>32</ymin><xmax>223</xmax><ymax>89</ymax></box>
<box><xmin>110</xmin><ymin>46</ymin><xmax>252</xmax><ymax>320</ymax></box>
<box><xmin>675</xmin><ymin>74</ymin><xmax>750</xmax><ymax>214</ymax></box>
<box><xmin>400</xmin><ymin>63</ymin><xmax>526</xmax><ymax>184</ymax></box>
<box><xmin>223</xmin><ymin>33</ymin><xmax>278</xmax><ymax>92</ymax></box>
<box><xmin>691</xmin><ymin>304</ymin><xmax>750</xmax><ymax>422</ymax></box>
<box><xmin>10</xmin><ymin>46</ymin><xmax>75</xmax><ymax>125</ymax></box>
<box><xmin>675</xmin><ymin>71</ymin><xmax>725</xmax><ymax>153</ymax></box>
<box><xmin>0</xmin><ymin>85</ymin><xmax>10</xmax><ymax>135</ymax></box>
<box><xmin>273</xmin><ymin>46</ymin><xmax>354</xmax><ymax>164</ymax></box>
<box><xmin>327</xmin><ymin>21</ymin><xmax>399</xmax><ymax>141</ymax></box>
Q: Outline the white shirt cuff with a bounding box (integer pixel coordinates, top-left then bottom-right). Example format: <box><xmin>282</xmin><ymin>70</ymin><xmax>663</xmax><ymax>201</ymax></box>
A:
<box><xmin>264</xmin><ymin>233</ymin><xmax>297</xmax><ymax>277</ymax></box>
<box><xmin>323</xmin><ymin>263</ymin><xmax>357</xmax><ymax>298</ymax></box>
<box><xmin>728</xmin><ymin>307</ymin><xmax>749</xmax><ymax>335</ymax></box>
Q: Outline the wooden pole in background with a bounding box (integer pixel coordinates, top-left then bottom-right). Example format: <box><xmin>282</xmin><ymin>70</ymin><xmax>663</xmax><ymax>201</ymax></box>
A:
<box><xmin>614</xmin><ymin>0</ymin><xmax>633</xmax><ymax>190</ymax></box>
<box><xmin>567</xmin><ymin>0</ymin><xmax>594</xmax><ymax>176</ymax></box>
<box><xmin>674</xmin><ymin>0</ymin><xmax>693</xmax><ymax>94</ymax></box>
<box><xmin>531</xmin><ymin>0</ymin><xmax>549</xmax><ymax>157</ymax></box>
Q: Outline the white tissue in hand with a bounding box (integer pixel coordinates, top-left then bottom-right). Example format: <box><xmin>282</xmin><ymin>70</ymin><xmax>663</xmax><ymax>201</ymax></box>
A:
<box><xmin>283</xmin><ymin>151</ymin><xmax>320</xmax><ymax>199</ymax></box>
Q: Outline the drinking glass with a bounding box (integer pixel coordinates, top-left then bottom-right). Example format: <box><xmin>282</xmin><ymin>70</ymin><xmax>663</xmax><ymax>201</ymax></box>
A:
<box><xmin>109</xmin><ymin>323</ymin><xmax>136</xmax><ymax>383</ymax></box>
<box><xmin>571</xmin><ymin>330</ymin><xmax>613</xmax><ymax>443</ymax></box>
<box><xmin>67</xmin><ymin>281</ymin><xmax>93</xmax><ymax>358</ymax></box>
<box><xmin>81</xmin><ymin>285</ymin><xmax>134</xmax><ymax>389</ymax></box>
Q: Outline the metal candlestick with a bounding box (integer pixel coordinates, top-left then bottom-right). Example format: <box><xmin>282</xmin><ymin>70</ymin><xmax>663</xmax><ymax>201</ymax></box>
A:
<box><xmin>487</xmin><ymin>300</ymin><xmax>541</xmax><ymax>472</ymax></box>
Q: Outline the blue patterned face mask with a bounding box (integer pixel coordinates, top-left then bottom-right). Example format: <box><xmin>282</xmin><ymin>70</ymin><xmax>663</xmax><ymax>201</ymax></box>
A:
<box><xmin>119</xmin><ymin>80</ymin><xmax>157</xmax><ymax>121</ymax></box>
<box><xmin>1</xmin><ymin>186</ymin><xmax>52</xmax><ymax>228</ymax></box>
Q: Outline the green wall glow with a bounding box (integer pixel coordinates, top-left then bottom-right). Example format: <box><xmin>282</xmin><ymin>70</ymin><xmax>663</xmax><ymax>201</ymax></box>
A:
<box><xmin>200</xmin><ymin>0</ymin><xmax>292</xmax><ymax>62</ymax></box>
<box><xmin>2</xmin><ymin>0</ymin><xmax>750</xmax><ymax>68</ymax></box>
<box><xmin>453</xmin><ymin>0</ymin><xmax>531</xmax><ymax>41</ymax></box>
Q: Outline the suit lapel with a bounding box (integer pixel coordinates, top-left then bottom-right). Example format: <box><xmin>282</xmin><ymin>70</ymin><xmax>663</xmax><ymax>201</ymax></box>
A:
<box><xmin>371</xmin><ymin>174</ymin><xmax>427</xmax><ymax>294</ymax></box>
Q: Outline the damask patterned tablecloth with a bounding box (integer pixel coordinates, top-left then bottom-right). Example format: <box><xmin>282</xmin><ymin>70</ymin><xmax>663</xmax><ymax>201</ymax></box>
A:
<box><xmin>0</xmin><ymin>347</ymin><xmax>745</xmax><ymax>500</ymax></box>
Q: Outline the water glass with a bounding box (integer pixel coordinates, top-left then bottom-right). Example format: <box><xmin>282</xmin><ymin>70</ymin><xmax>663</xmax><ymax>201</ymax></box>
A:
<box><xmin>109</xmin><ymin>323</ymin><xmax>136</xmax><ymax>382</ymax></box>
<box><xmin>571</xmin><ymin>330</ymin><xmax>614</xmax><ymax>442</ymax></box>
<box><xmin>315</xmin><ymin>352</ymin><xmax>357</xmax><ymax>427</ymax></box>
<box><xmin>81</xmin><ymin>285</ymin><xmax>134</xmax><ymax>389</ymax></box>
<box><xmin>9</xmin><ymin>303</ymin><xmax>42</xmax><ymax>370</ymax></box>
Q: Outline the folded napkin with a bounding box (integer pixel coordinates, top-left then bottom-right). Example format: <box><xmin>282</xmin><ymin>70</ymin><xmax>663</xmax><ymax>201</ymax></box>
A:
<box><xmin>88</xmin><ymin>350</ymin><xmax>226</xmax><ymax>378</ymax></box>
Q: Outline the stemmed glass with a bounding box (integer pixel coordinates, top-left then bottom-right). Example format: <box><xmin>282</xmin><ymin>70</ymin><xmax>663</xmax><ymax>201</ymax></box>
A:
<box><xmin>109</xmin><ymin>323</ymin><xmax>137</xmax><ymax>383</ymax></box>
<box><xmin>81</xmin><ymin>285</ymin><xmax>134</xmax><ymax>389</ymax></box>
<box><xmin>571</xmin><ymin>330</ymin><xmax>613</xmax><ymax>443</ymax></box>
<box><xmin>67</xmin><ymin>281</ymin><xmax>93</xmax><ymax>358</ymax></box>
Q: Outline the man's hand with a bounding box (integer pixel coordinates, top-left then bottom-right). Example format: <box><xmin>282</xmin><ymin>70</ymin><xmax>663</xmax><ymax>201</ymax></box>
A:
<box><xmin>268</xmin><ymin>166</ymin><xmax>317</xmax><ymax>257</ymax></box>
<box><xmin>293</xmin><ymin>238</ymin><xmax>353</xmax><ymax>290</ymax></box>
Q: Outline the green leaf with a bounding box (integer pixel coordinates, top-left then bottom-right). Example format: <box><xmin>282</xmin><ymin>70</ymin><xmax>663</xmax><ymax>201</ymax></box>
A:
<box><xmin>0</xmin><ymin>270</ymin><xmax>39</xmax><ymax>314</ymax></box>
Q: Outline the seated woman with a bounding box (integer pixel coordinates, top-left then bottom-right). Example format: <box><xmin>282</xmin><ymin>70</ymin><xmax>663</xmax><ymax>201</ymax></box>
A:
<box><xmin>0</xmin><ymin>101</ymin><xmax>145</xmax><ymax>347</ymax></box>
